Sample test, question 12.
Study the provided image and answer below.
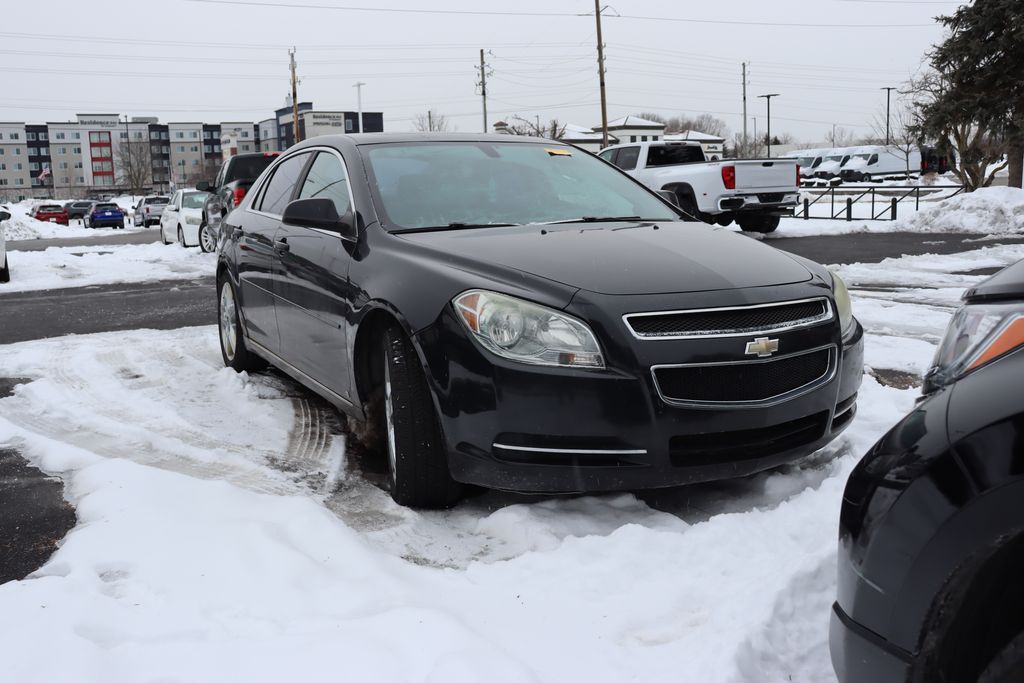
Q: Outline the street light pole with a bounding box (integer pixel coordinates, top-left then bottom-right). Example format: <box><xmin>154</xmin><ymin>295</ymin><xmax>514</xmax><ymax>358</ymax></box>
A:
<box><xmin>880</xmin><ymin>87</ymin><xmax>896</xmax><ymax>145</ymax></box>
<box><xmin>123</xmin><ymin>115</ymin><xmax>133</xmax><ymax>200</ymax></box>
<box><xmin>757</xmin><ymin>93</ymin><xmax>780</xmax><ymax>158</ymax></box>
<box><xmin>353</xmin><ymin>81</ymin><xmax>366</xmax><ymax>133</ymax></box>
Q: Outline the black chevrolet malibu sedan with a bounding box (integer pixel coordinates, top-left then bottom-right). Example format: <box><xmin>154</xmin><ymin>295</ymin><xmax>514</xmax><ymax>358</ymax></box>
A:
<box><xmin>831</xmin><ymin>259</ymin><xmax>1024</xmax><ymax>683</ymax></box>
<box><xmin>213</xmin><ymin>133</ymin><xmax>864</xmax><ymax>508</ymax></box>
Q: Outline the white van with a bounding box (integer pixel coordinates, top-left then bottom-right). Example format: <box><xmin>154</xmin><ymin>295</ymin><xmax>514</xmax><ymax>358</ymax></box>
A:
<box><xmin>785</xmin><ymin>148</ymin><xmax>830</xmax><ymax>178</ymax></box>
<box><xmin>813</xmin><ymin>147</ymin><xmax>858</xmax><ymax>180</ymax></box>
<box><xmin>839</xmin><ymin>145</ymin><xmax>923</xmax><ymax>182</ymax></box>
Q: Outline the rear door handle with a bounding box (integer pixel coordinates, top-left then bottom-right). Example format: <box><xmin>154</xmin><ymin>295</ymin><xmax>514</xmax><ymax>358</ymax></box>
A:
<box><xmin>274</xmin><ymin>238</ymin><xmax>290</xmax><ymax>253</ymax></box>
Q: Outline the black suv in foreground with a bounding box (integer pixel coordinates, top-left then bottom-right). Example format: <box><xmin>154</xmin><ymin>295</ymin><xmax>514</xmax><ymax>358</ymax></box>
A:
<box><xmin>214</xmin><ymin>133</ymin><xmax>864</xmax><ymax>508</ymax></box>
<box><xmin>832</xmin><ymin>259</ymin><xmax>1024</xmax><ymax>683</ymax></box>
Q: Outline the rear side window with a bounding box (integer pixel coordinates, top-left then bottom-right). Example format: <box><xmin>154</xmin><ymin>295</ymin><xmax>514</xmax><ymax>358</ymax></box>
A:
<box><xmin>613</xmin><ymin>147</ymin><xmax>640</xmax><ymax>170</ymax></box>
<box><xmin>257</xmin><ymin>153</ymin><xmax>311</xmax><ymax>215</ymax></box>
<box><xmin>646</xmin><ymin>145</ymin><xmax>704</xmax><ymax>167</ymax></box>
<box><xmin>298</xmin><ymin>152</ymin><xmax>351</xmax><ymax>216</ymax></box>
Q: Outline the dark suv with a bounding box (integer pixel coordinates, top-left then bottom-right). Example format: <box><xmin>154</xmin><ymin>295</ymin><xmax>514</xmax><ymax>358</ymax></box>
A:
<box><xmin>215</xmin><ymin>133</ymin><xmax>863</xmax><ymax>509</ymax></box>
<box><xmin>832</xmin><ymin>259</ymin><xmax>1024</xmax><ymax>683</ymax></box>
<box><xmin>198</xmin><ymin>152</ymin><xmax>279</xmax><ymax>242</ymax></box>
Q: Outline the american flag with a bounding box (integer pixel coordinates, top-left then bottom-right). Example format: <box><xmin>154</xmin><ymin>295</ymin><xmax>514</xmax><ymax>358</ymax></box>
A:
<box><xmin>38</xmin><ymin>166</ymin><xmax>51</xmax><ymax>181</ymax></box>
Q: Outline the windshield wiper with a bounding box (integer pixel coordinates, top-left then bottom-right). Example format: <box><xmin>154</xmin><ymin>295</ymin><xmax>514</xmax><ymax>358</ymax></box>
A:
<box><xmin>392</xmin><ymin>222</ymin><xmax>520</xmax><ymax>234</ymax></box>
<box><xmin>540</xmin><ymin>216</ymin><xmax>648</xmax><ymax>225</ymax></box>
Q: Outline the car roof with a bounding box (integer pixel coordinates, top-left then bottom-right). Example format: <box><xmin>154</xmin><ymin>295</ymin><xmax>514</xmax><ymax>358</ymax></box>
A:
<box><xmin>290</xmin><ymin>132</ymin><xmax>567</xmax><ymax>149</ymax></box>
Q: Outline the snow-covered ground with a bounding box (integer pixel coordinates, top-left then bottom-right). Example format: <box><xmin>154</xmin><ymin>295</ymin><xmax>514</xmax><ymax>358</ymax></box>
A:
<box><xmin>0</xmin><ymin>242</ymin><xmax>215</xmax><ymax>292</ymax></box>
<box><xmin>764</xmin><ymin>186</ymin><xmax>1024</xmax><ymax>238</ymax></box>
<box><xmin>1</xmin><ymin>198</ymin><xmax>148</xmax><ymax>241</ymax></box>
<box><xmin>2</xmin><ymin>238</ymin><xmax>1010</xmax><ymax>681</ymax></box>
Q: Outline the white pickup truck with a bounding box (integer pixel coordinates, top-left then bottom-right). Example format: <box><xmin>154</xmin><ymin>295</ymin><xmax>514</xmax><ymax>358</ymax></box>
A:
<box><xmin>597</xmin><ymin>140</ymin><xmax>800</xmax><ymax>233</ymax></box>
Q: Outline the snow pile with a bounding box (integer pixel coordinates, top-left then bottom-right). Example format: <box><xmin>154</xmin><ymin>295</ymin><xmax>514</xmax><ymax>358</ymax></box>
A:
<box><xmin>1</xmin><ymin>242</ymin><xmax>215</xmax><ymax>292</ymax></box>
<box><xmin>767</xmin><ymin>186</ymin><xmax>1024</xmax><ymax>238</ymax></box>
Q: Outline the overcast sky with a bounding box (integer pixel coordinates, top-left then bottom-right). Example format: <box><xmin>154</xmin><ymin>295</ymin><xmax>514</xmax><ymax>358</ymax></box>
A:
<box><xmin>1</xmin><ymin>0</ymin><xmax>958</xmax><ymax>143</ymax></box>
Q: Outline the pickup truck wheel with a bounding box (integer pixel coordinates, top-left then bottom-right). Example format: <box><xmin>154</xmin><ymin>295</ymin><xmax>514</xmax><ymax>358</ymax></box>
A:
<box><xmin>737</xmin><ymin>215</ymin><xmax>780</xmax><ymax>233</ymax></box>
<box><xmin>382</xmin><ymin>325</ymin><xmax>463</xmax><ymax>509</ymax></box>
<box><xmin>674</xmin><ymin>192</ymin><xmax>701</xmax><ymax>222</ymax></box>
<box><xmin>1</xmin><ymin>256</ymin><xmax>9</xmax><ymax>283</ymax></box>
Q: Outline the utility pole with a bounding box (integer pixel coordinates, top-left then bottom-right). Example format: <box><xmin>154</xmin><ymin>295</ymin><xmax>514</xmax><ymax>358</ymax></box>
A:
<box><xmin>353</xmin><ymin>81</ymin><xmax>366</xmax><ymax>133</ymax></box>
<box><xmin>478</xmin><ymin>49</ymin><xmax>488</xmax><ymax>133</ymax></box>
<box><xmin>880</xmin><ymin>86</ymin><xmax>896</xmax><ymax>145</ymax></box>
<box><xmin>758</xmin><ymin>93</ymin><xmax>780</xmax><ymax>158</ymax></box>
<box><xmin>289</xmin><ymin>48</ymin><xmax>301</xmax><ymax>144</ymax></box>
<box><xmin>741</xmin><ymin>62</ymin><xmax>748</xmax><ymax>159</ymax></box>
<box><xmin>123</xmin><ymin>115</ymin><xmax>133</xmax><ymax>199</ymax></box>
<box><xmin>594</xmin><ymin>0</ymin><xmax>609</xmax><ymax>148</ymax></box>
<box><xmin>427</xmin><ymin>110</ymin><xmax>433</xmax><ymax>131</ymax></box>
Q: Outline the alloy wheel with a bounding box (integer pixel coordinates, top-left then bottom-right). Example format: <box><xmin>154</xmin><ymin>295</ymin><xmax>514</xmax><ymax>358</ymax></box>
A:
<box><xmin>383</xmin><ymin>356</ymin><xmax>398</xmax><ymax>485</ymax></box>
<box><xmin>219</xmin><ymin>281</ymin><xmax>237</xmax><ymax>362</ymax></box>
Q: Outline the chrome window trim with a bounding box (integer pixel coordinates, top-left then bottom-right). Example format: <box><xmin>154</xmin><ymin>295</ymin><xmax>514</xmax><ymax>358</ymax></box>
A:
<box><xmin>492</xmin><ymin>443</ymin><xmax>647</xmax><ymax>455</ymax></box>
<box><xmin>623</xmin><ymin>297</ymin><xmax>833</xmax><ymax>341</ymax></box>
<box><xmin>244</xmin><ymin>146</ymin><xmax>358</xmax><ymax>235</ymax></box>
<box><xmin>650</xmin><ymin>343</ymin><xmax>838</xmax><ymax>409</ymax></box>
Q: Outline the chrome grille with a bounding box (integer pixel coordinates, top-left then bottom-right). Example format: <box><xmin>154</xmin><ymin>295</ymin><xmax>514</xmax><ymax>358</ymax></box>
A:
<box><xmin>625</xmin><ymin>298</ymin><xmax>831</xmax><ymax>340</ymax></box>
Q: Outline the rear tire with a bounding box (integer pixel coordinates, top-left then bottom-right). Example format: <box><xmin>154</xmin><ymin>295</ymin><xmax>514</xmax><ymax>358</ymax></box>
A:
<box><xmin>0</xmin><ymin>256</ymin><xmax>9</xmax><ymax>283</ymax></box>
<box><xmin>382</xmin><ymin>326</ymin><xmax>463</xmax><ymax>508</ymax></box>
<box><xmin>737</xmin><ymin>215</ymin><xmax>780</xmax><ymax>233</ymax></box>
<box><xmin>674</xmin><ymin>191</ymin><xmax>701</xmax><ymax>222</ymax></box>
<box><xmin>217</xmin><ymin>276</ymin><xmax>267</xmax><ymax>373</ymax></box>
<box><xmin>199</xmin><ymin>223</ymin><xmax>216</xmax><ymax>253</ymax></box>
<box><xmin>980</xmin><ymin>632</ymin><xmax>1024</xmax><ymax>683</ymax></box>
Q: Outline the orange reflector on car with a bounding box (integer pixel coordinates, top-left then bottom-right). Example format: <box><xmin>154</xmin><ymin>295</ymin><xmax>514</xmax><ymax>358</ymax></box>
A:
<box><xmin>967</xmin><ymin>317</ymin><xmax>1024</xmax><ymax>372</ymax></box>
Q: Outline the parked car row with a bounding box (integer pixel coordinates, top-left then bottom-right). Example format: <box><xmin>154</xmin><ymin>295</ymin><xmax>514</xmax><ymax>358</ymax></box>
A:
<box><xmin>158</xmin><ymin>190</ymin><xmax>213</xmax><ymax>251</ymax></box>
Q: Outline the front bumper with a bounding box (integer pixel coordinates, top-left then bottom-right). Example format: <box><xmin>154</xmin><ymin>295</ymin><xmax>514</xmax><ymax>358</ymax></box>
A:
<box><xmin>419</xmin><ymin>299</ymin><xmax>864</xmax><ymax>493</ymax></box>
<box><xmin>830</xmin><ymin>602</ymin><xmax>911</xmax><ymax>683</ymax></box>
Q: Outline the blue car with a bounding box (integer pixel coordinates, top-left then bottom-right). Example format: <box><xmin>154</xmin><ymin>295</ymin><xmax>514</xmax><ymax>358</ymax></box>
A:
<box><xmin>85</xmin><ymin>202</ymin><xmax>125</xmax><ymax>229</ymax></box>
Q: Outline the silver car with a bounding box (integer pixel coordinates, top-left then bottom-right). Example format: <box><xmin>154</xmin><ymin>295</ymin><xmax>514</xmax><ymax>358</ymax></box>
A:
<box><xmin>132</xmin><ymin>195</ymin><xmax>170</xmax><ymax>227</ymax></box>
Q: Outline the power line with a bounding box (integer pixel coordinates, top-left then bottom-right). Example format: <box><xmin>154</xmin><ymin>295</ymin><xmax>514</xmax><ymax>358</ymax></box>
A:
<box><xmin>185</xmin><ymin>0</ymin><xmax>938</xmax><ymax>27</ymax></box>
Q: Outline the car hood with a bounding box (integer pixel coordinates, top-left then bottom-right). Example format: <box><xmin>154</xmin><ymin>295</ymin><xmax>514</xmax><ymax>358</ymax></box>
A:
<box><xmin>400</xmin><ymin>221</ymin><xmax>812</xmax><ymax>295</ymax></box>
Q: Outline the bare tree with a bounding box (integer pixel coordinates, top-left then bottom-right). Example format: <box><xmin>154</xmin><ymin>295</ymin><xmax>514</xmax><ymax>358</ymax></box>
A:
<box><xmin>659</xmin><ymin>113</ymin><xmax>729</xmax><ymax>138</ymax></box>
<box><xmin>869</xmin><ymin>105</ymin><xmax>919</xmax><ymax>176</ymax></box>
<box><xmin>502</xmin><ymin>116</ymin><xmax>567</xmax><ymax>139</ymax></box>
<box><xmin>637</xmin><ymin>112</ymin><xmax>667</xmax><ymax>125</ymax></box>
<box><xmin>413</xmin><ymin>111</ymin><xmax>451</xmax><ymax>132</ymax></box>
<box><xmin>826</xmin><ymin>126</ymin><xmax>856</xmax><ymax>148</ymax></box>
<box><xmin>729</xmin><ymin>131</ymin><xmax>764</xmax><ymax>158</ymax></box>
<box><xmin>115</xmin><ymin>140</ymin><xmax>152</xmax><ymax>197</ymax></box>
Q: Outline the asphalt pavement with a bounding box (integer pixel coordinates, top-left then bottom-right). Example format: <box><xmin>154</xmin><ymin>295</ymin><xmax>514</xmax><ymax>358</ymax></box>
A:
<box><xmin>7</xmin><ymin>226</ymin><xmax>160</xmax><ymax>252</ymax></box>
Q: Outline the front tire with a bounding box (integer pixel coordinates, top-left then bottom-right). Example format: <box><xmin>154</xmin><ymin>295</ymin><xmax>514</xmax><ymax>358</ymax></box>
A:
<box><xmin>737</xmin><ymin>215</ymin><xmax>781</xmax><ymax>233</ymax></box>
<box><xmin>159</xmin><ymin>224</ymin><xmax>171</xmax><ymax>245</ymax></box>
<box><xmin>177</xmin><ymin>226</ymin><xmax>186</xmax><ymax>247</ymax></box>
<box><xmin>382</xmin><ymin>326</ymin><xmax>463</xmax><ymax>508</ymax></box>
<box><xmin>217</xmin><ymin>276</ymin><xmax>267</xmax><ymax>373</ymax></box>
<box><xmin>0</xmin><ymin>256</ymin><xmax>9</xmax><ymax>283</ymax></box>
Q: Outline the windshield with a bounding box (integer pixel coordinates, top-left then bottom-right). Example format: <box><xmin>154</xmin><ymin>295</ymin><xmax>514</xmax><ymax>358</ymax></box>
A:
<box><xmin>826</xmin><ymin>155</ymin><xmax>844</xmax><ymax>162</ymax></box>
<box><xmin>362</xmin><ymin>141</ymin><xmax>677</xmax><ymax>230</ymax></box>
<box><xmin>181</xmin><ymin>192</ymin><xmax>210</xmax><ymax>209</ymax></box>
<box><xmin>38</xmin><ymin>205</ymin><xmax>61</xmax><ymax>212</ymax></box>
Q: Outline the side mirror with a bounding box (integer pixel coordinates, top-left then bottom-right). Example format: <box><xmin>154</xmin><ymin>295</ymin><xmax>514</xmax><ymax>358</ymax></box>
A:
<box><xmin>657</xmin><ymin>190</ymin><xmax>680</xmax><ymax>206</ymax></box>
<box><xmin>282</xmin><ymin>198</ymin><xmax>357</xmax><ymax>241</ymax></box>
<box><xmin>131</xmin><ymin>205</ymin><xmax>137</xmax><ymax>210</ymax></box>
<box><xmin>196</xmin><ymin>181</ymin><xmax>211</xmax><ymax>192</ymax></box>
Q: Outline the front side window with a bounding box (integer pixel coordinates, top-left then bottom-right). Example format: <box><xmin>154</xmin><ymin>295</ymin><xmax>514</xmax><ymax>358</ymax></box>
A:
<box><xmin>598</xmin><ymin>149</ymin><xmax>617</xmax><ymax>163</ymax></box>
<box><xmin>298</xmin><ymin>152</ymin><xmax>351</xmax><ymax>216</ymax></box>
<box><xmin>362</xmin><ymin>141</ymin><xmax>674</xmax><ymax>230</ymax></box>
<box><xmin>257</xmin><ymin>152</ymin><xmax>311</xmax><ymax>215</ymax></box>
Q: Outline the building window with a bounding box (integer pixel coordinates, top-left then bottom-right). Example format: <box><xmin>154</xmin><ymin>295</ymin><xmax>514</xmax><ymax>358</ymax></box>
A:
<box><xmin>60</xmin><ymin>147</ymin><xmax>67</xmax><ymax>155</ymax></box>
<box><xmin>15</xmin><ymin>178</ymin><xmax>23</xmax><ymax>185</ymax></box>
<box><xmin>73</xmin><ymin>146</ymin><xmax>81</xmax><ymax>154</ymax></box>
<box><xmin>203</xmin><ymin>145</ymin><xmax>212</xmax><ymax>153</ymax></box>
<box><xmin>120</xmin><ymin>131</ymin><xmax>128</xmax><ymax>140</ymax></box>
<box><xmin>74</xmin><ymin>161</ymin><xmax>82</xmax><ymax>169</ymax></box>
<box><xmin>40</xmin><ymin>147</ymin><xmax>48</xmax><ymax>155</ymax></box>
<box><xmin>175</xmin><ymin>132</ymin><xmax>184</xmax><ymax>139</ymax></box>
<box><xmin>15</xmin><ymin>163</ymin><xmax>22</xmax><ymax>170</ymax></box>
<box><xmin>29</xmin><ymin>162</ymin><xmax>39</xmax><ymax>171</ymax></box>
<box><xmin>61</xmin><ymin>177</ymin><xmax>69</xmax><ymax>184</ymax></box>
<box><xmin>39</xmin><ymin>133</ymin><xmax>48</xmax><ymax>141</ymax></box>
<box><xmin>0</xmin><ymin>179</ymin><xmax>7</xmax><ymax>186</ymax></box>
<box><xmin>56</xmin><ymin>132</ymin><xmax>66</xmax><ymax>140</ymax></box>
<box><xmin>150</xmin><ymin>131</ymin><xmax>160</xmax><ymax>140</ymax></box>
<box><xmin>241</xmin><ymin>131</ymin><xmax>249</xmax><ymax>138</ymax></box>
<box><xmin>190</xmin><ymin>145</ymin><xmax>199</xmax><ymax>152</ymax></box>
<box><xmin>190</xmin><ymin>131</ymin><xmax>198</xmax><ymax>139</ymax></box>
<box><xmin>630</xmin><ymin>136</ymin><xmax>637</xmax><ymax>142</ymax></box>
<box><xmin>652</xmin><ymin>135</ymin><xmax>659</xmax><ymax>141</ymax></box>
<box><xmin>27</xmin><ymin>132</ymin><xmax>36</xmax><ymax>141</ymax></box>
<box><xmin>178</xmin><ymin>145</ymin><xmax>186</xmax><ymax>153</ymax></box>
<box><xmin>0</xmin><ymin>149</ymin><xmax>4</xmax><ymax>156</ymax></box>
<box><xmin>77</xmin><ymin>176</ymin><xmax>84</xmax><ymax>183</ymax></box>
<box><xmin>0</xmin><ymin>163</ymin><xmax>5</xmax><ymax>170</ymax></box>
<box><xmin>12</xmin><ymin>148</ymin><xmax>19</xmax><ymax>155</ymax></box>
<box><xmin>161</xmin><ymin>132</ymin><xmax>169</xmax><ymax>140</ymax></box>
<box><xmin>9</xmin><ymin>133</ymin><xmax>19</xmax><ymax>140</ymax></box>
<box><xmin>73</xmin><ymin>132</ymin><xmax>80</xmax><ymax>140</ymax></box>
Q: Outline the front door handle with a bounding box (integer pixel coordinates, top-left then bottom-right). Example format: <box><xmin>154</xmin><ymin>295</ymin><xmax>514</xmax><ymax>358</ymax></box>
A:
<box><xmin>274</xmin><ymin>238</ymin><xmax>290</xmax><ymax>253</ymax></box>
<box><xmin>231</xmin><ymin>226</ymin><xmax>243</xmax><ymax>239</ymax></box>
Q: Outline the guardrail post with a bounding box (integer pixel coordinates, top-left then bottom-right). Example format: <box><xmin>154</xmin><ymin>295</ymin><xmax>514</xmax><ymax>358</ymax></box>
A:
<box><xmin>804</xmin><ymin>197</ymin><xmax>810</xmax><ymax>220</ymax></box>
<box><xmin>890</xmin><ymin>197</ymin><xmax>897</xmax><ymax>221</ymax></box>
<box><xmin>916</xmin><ymin>187</ymin><xmax>920</xmax><ymax>211</ymax></box>
<box><xmin>846</xmin><ymin>197</ymin><xmax>853</xmax><ymax>222</ymax></box>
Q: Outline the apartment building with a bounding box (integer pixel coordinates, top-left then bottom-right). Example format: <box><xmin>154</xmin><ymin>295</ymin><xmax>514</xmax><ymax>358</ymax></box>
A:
<box><xmin>0</xmin><ymin>122</ymin><xmax>31</xmax><ymax>201</ymax></box>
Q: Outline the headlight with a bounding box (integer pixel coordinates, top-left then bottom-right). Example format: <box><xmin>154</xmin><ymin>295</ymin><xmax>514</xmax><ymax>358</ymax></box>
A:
<box><xmin>185</xmin><ymin>216</ymin><xmax>202</xmax><ymax>225</ymax></box>
<box><xmin>207</xmin><ymin>201</ymin><xmax>224</xmax><ymax>228</ymax></box>
<box><xmin>925</xmin><ymin>302</ymin><xmax>1024</xmax><ymax>391</ymax></box>
<box><xmin>831</xmin><ymin>271</ymin><xmax>855</xmax><ymax>338</ymax></box>
<box><xmin>453</xmin><ymin>290</ymin><xmax>604</xmax><ymax>369</ymax></box>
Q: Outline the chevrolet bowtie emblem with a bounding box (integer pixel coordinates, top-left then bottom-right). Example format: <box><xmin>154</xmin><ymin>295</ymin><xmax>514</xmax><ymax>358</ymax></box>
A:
<box><xmin>745</xmin><ymin>337</ymin><xmax>780</xmax><ymax>358</ymax></box>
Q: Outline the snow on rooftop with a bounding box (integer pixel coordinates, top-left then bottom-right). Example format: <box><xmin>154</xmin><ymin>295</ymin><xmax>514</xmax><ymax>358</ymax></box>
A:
<box><xmin>605</xmin><ymin>115</ymin><xmax>665</xmax><ymax>129</ymax></box>
<box><xmin>663</xmin><ymin>130</ymin><xmax>725</xmax><ymax>142</ymax></box>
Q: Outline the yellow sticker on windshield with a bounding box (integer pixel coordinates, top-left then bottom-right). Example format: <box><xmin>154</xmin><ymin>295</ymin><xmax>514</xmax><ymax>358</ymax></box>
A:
<box><xmin>545</xmin><ymin>148</ymin><xmax>572</xmax><ymax>156</ymax></box>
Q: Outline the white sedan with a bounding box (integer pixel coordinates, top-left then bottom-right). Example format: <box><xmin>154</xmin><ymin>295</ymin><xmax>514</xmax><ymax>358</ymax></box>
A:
<box><xmin>159</xmin><ymin>190</ymin><xmax>213</xmax><ymax>252</ymax></box>
<box><xmin>0</xmin><ymin>204</ymin><xmax>10</xmax><ymax>283</ymax></box>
